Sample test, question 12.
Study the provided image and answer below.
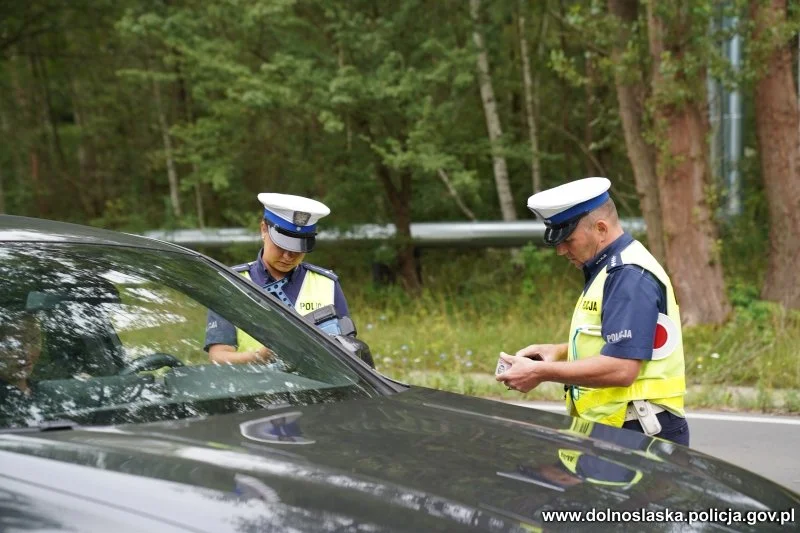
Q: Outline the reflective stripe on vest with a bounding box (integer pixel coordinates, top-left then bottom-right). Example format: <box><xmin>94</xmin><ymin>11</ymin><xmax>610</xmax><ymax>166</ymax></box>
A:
<box><xmin>236</xmin><ymin>270</ymin><xmax>335</xmax><ymax>352</ymax></box>
<box><xmin>566</xmin><ymin>240</ymin><xmax>686</xmax><ymax>427</ymax></box>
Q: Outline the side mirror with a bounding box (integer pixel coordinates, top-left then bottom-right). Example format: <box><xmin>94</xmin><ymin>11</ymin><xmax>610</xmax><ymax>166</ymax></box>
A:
<box><xmin>333</xmin><ymin>334</ymin><xmax>375</xmax><ymax>369</ymax></box>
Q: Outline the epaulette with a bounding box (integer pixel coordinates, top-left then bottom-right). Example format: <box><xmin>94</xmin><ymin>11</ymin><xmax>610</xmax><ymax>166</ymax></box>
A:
<box><xmin>232</xmin><ymin>262</ymin><xmax>254</xmax><ymax>273</ymax></box>
<box><xmin>303</xmin><ymin>263</ymin><xmax>339</xmax><ymax>281</ymax></box>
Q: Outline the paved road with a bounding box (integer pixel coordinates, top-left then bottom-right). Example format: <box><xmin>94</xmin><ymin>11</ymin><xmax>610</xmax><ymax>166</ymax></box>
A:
<box><xmin>508</xmin><ymin>401</ymin><xmax>800</xmax><ymax>493</ymax></box>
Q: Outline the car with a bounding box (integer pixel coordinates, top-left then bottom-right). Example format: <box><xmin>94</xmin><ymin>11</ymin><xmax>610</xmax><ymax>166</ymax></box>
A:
<box><xmin>0</xmin><ymin>214</ymin><xmax>797</xmax><ymax>533</ymax></box>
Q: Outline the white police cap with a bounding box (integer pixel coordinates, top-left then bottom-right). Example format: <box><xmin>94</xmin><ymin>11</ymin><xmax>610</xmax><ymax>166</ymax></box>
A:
<box><xmin>257</xmin><ymin>193</ymin><xmax>331</xmax><ymax>253</ymax></box>
<box><xmin>527</xmin><ymin>177</ymin><xmax>611</xmax><ymax>245</ymax></box>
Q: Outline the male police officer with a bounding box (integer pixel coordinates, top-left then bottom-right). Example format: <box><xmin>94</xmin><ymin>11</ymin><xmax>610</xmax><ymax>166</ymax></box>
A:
<box><xmin>496</xmin><ymin>177</ymin><xmax>689</xmax><ymax>445</ymax></box>
<box><xmin>204</xmin><ymin>193</ymin><xmax>353</xmax><ymax>364</ymax></box>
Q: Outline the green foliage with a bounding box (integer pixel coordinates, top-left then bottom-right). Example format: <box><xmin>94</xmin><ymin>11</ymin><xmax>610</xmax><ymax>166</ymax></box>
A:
<box><xmin>785</xmin><ymin>390</ymin><xmax>800</xmax><ymax>412</ymax></box>
<box><xmin>682</xmin><ymin>279</ymin><xmax>798</xmax><ymax>391</ymax></box>
<box><xmin>729</xmin><ymin>282</ymin><xmax>776</xmax><ymax>325</ymax></box>
<box><xmin>549</xmin><ymin>50</ymin><xmax>587</xmax><ymax>88</ymax></box>
<box><xmin>510</xmin><ymin>243</ymin><xmax>555</xmax><ymax>299</ymax></box>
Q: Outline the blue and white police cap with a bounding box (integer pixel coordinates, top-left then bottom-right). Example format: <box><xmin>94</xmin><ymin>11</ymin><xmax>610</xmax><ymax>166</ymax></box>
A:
<box><xmin>527</xmin><ymin>177</ymin><xmax>611</xmax><ymax>246</ymax></box>
<box><xmin>258</xmin><ymin>193</ymin><xmax>330</xmax><ymax>253</ymax></box>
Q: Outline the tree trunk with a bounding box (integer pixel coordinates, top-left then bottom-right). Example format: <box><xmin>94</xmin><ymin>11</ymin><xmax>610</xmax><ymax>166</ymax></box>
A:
<box><xmin>556</xmin><ymin>0</ymin><xmax>573</xmax><ymax>174</ymax></box>
<box><xmin>470</xmin><ymin>0</ymin><xmax>517</xmax><ymax>221</ymax></box>
<box><xmin>194</xmin><ymin>184</ymin><xmax>206</xmax><ymax>229</ymax></box>
<box><xmin>10</xmin><ymin>52</ymin><xmax>45</xmax><ymax>215</ymax></box>
<box><xmin>177</xmin><ymin>67</ymin><xmax>205</xmax><ymax>228</ymax></box>
<box><xmin>518</xmin><ymin>0</ymin><xmax>543</xmax><ymax>194</ymax></box>
<box><xmin>29</xmin><ymin>150</ymin><xmax>44</xmax><ymax>215</ymax></box>
<box><xmin>752</xmin><ymin>0</ymin><xmax>800</xmax><ymax>309</ymax></box>
<box><xmin>584</xmin><ymin>56</ymin><xmax>595</xmax><ymax>177</ymax></box>
<box><xmin>437</xmin><ymin>169</ymin><xmax>476</xmax><ymax>220</ymax></box>
<box><xmin>647</xmin><ymin>4</ymin><xmax>731</xmax><ymax>326</ymax></box>
<box><xmin>30</xmin><ymin>45</ymin><xmax>96</xmax><ymax>217</ymax></box>
<box><xmin>71</xmin><ymin>78</ymin><xmax>102</xmax><ymax>217</ymax></box>
<box><xmin>31</xmin><ymin>45</ymin><xmax>67</xmax><ymax>172</ymax></box>
<box><xmin>608</xmin><ymin>0</ymin><xmax>666</xmax><ymax>264</ymax></box>
<box><xmin>0</xmin><ymin>71</ymin><xmax>25</xmax><ymax>203</ymax></box>
<box><xmin>153</xmin><ymin>79</ymin><xmax>182</xmax><ymax>219</ymax></box>
<box><xmin>377</xmin><ymin>163</ymin><xmax>421</xmax><ymax>295</ymax></box>
<box><xmin>0</xmin><ymin>163</ymin><xmax>5</xmax><ymax>214</ymax></box>
<box><xmin>0</xmin><ymin>110</ymin><xmax>12</xmax><ymax>214</ymax></box>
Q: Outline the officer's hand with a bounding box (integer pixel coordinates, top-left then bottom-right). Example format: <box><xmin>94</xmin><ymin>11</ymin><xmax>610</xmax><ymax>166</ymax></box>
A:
<box><xmin>252</xmin><ymin>346</ymin><xmax>275</xmax><ymax>362</ymax></box>
<box><xmin>515</xmin><ymin>343</ymin><xmax>564</xmax><ymax>363</ymax></box>
<box><xmin>495</xmin><ymin>353</ymin><xmax>547</xmax><ymax>393</ymax></box>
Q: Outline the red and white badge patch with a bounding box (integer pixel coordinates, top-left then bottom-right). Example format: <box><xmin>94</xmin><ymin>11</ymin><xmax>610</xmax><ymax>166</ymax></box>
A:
<box><xmin>652</xmin><ymin>313</ymin><xmax>679</xmax><ymax>360</ymax></box>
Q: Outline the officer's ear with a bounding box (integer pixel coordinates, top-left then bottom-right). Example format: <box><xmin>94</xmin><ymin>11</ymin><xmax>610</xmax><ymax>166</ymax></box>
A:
<box><xmin>595</xmin><ymin>219</ymin><xmax>610</xmax><ymax>238</ymax></box>
<box><xmin>260</xmin><ymin>219</ymin><xmax>269</xmax><ymax>237</ymax></box>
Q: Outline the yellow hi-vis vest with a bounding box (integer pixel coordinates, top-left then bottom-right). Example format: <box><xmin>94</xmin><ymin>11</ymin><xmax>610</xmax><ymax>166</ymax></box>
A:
<box><xmin>566</xmin><ymin>239</ymin><xmax>686</xmax><ymax>427</ymax></box>
<box><xmin>236</xmin><ymin>269</ymin><xmax>335</xmax><ymax>352</ymax></box>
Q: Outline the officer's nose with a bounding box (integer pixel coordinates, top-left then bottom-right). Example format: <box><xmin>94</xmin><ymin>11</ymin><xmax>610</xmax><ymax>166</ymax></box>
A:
<box><xmin>555</xmin><ymin>243</ymin><xmax>568</xmax><ymax>256</ymax></box>
<box><xmin>282</xmin><ymin>249</ymin><xmax>301</xmax><ymax>260</ymax></box>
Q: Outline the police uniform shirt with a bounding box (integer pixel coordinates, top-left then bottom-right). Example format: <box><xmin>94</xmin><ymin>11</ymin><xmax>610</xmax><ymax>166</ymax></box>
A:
<box><xmin>203</xmin><ymin>249</ymin><xmax>350</xmax><ymax>351</ymax></box>
<box><xmin>574</xmin><ymin>454</ymin><xmax>640</xmax><ymax>484</ymax></box>
<box><xmin>581</xmin><ymin>232</ymin><xmax>666</xmax><ymax>361</ymax></box>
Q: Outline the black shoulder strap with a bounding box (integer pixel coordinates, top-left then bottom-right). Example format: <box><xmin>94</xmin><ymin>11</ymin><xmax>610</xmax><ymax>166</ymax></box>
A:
<box><xmin>303</xmin><ymin>263</ymin><xmax>338</xmax><ymax>281</ymax></box>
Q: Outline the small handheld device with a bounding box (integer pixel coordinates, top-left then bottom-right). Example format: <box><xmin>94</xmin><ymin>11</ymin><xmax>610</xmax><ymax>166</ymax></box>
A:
<box><xmin>495</xmin><ymin>353</ymin><xmax>510</xmax><ymax>375</ymax></box>
<box><xmin>306</xmin><ymin>305</ymin><xmax>374</xmax><ymax>368</ymax></box>
<box><xmin>306</xmin><ymin>305</ymin><xmax>356</xmax><ymax>337</ymax></box>
<box><xmin>307</xmin><ymin>305</ymin><xmax>341</xmax><ymax>335</ymax></box>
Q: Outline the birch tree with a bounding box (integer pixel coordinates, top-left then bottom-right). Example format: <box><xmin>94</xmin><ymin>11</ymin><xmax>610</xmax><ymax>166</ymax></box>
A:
<box><xmin>471</xmin><ymin>0</ymin><xmax>517</xmax><ymax>221</ymax></box>
<box><xmin>153</xmin><ymin>78</ymin><xmax>182</xmax><ymax>219</ymax></box>
<box><xmin>518</xmin><ymin>0</ymin><xmax>544</xmax><ymax>194</ymax></box>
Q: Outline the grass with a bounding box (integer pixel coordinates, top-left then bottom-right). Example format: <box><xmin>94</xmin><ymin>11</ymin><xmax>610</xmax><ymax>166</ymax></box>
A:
<box><xmin>113</xmin><ymin>284</ymin><xmax>210</xmax><ymax>365</ymax></box>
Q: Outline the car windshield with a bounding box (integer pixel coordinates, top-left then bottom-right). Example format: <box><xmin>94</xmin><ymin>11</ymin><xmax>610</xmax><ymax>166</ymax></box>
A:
<box><xmin>0</xmin><ymin>243</ymin><xmax>380</xmax><ymax>430</ymax></box>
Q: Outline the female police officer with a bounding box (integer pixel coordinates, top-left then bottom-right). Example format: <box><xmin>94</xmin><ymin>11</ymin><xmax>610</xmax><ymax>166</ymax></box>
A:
<box><xmin>204</xmin><ymin>193</ymin><xmax>353</xmax><ymax>364</ymax></box>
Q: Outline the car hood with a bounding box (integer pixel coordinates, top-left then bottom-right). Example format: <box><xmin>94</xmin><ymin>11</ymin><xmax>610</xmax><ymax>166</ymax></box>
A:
<box><xmin>1</xmin><ymin>387</ymin><xmax>797</xmax><ymax>532</ymax></box>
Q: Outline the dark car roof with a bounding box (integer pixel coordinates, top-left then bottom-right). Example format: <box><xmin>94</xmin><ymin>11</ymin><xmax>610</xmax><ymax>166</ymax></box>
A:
<box><xmin>0</xmin><ymin>215</ymin><xmax>190</xmax><ymax>254</ymax></box>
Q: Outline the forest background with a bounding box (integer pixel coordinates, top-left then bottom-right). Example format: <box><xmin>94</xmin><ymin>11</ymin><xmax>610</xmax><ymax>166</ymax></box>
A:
<box><xmin>2</xmin><ymin>0</ymin><xmax>800</xmax><ymax>411</ymax></box>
